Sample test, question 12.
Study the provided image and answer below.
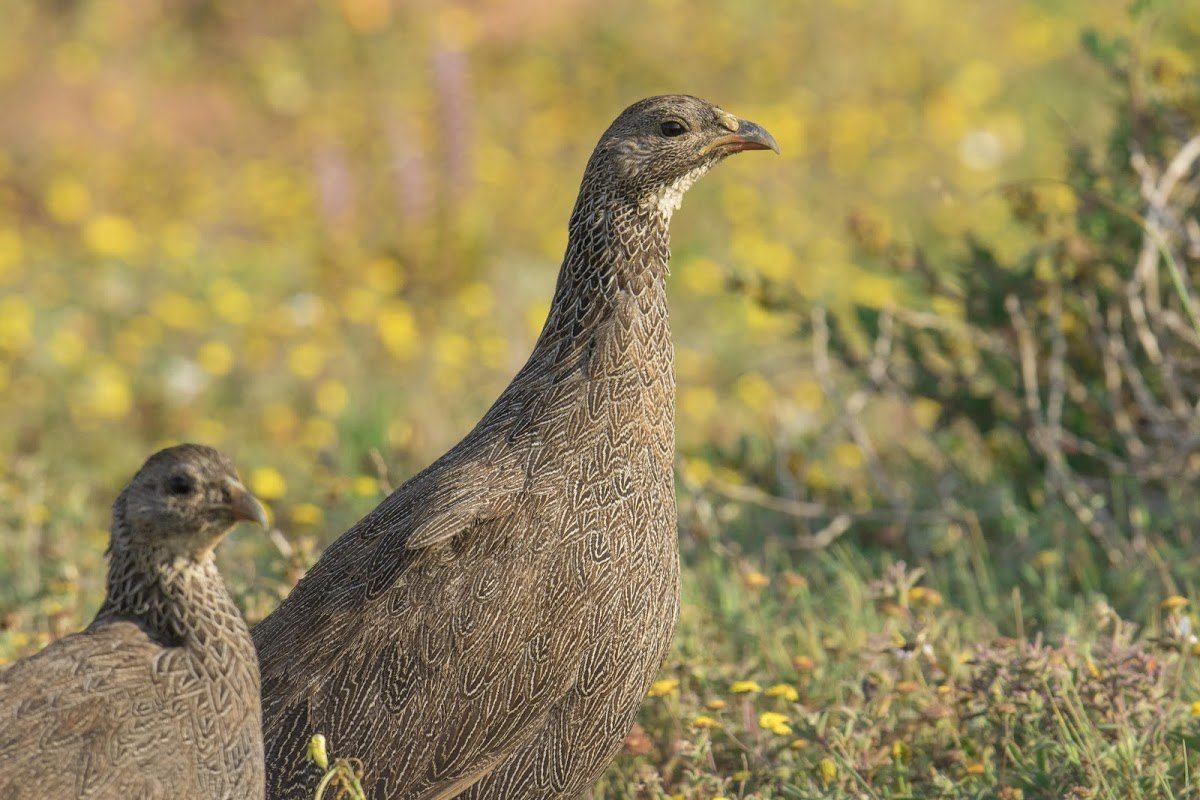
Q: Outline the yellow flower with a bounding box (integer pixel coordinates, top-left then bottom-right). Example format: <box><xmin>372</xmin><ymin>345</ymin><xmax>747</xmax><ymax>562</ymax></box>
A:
<box><xmin>152</xmin><ymin>292</ymin><xmax>204</xmax><ymax>330</ymax></box>
<box><xmin>83</xmin><ymin>214</ymin><xmax>138</xmax><ymax>258</ymax></box>
<box><xmin>197</xmin><ymin>341</ymin><xmax>234</xmax><ymax>376</ymax></box>
<box><xmin>377</xmin><ymin>302</ymin><xmax>418</xmax><ymax>360</ymax></box>
<box><xmin>742</xmin><ymin>570</ymin><xmax>770</xmax><ymax>590</ymax></box>
<box><xmin>0</xmin><ymin>296</ymin><xmax>34</xmax><ymax>353</ymax></box>
<box><xmin>907</xmin><ymin>586</ymin><xmax>943</xmax><ymax>607</ymax></box>
<box><xmin>74</xmin><ymin>364</ymin><xmax>132</xmax><ymax>421</ymax></box>
<box><xmin>48</xmin><ymin>328</ymin><xmax>86</xmax><ymax>366</ymax></box>
<box><xmin>966</xmin><ymin>762</ymin><xmax>985</xmax><ymax>776</ymax></box>
<box><xmin>306</xmin><ymin>733</ymin><xmax>329</xmax><ymax>770</ymax></box>
<box><xmin>1162</xmin><ymin>596</ymin><xmax>1189</xmax><ymax>611</ymax></box>
<box><xmin>288</xmin><ymin>342</ymin><xmax>327</xmax><ymax>379</ymax></box>
<box><xmin>793</xmin><ymin>655</ymin><xmax>816</xmax><ymax>672</ymax></box>
<box><xmin>352</xmin><ymin>475</ymin><xmax>380</xmax><ymax>498</ymax></box>
<box><xmin>302</xmin><ymin>418</ymin><xmax>338</xmax><ymax>451</ymax></box>
<box><xmin>291</xmin><ymin>503</ymin><xmax>325</xmax><ymax>527</ymax></box>
<box><xmin>691</xmin><ymin>715</ymin><xmax>720</xmax><ymax>729</ymax></box>
<box><xmin>731</xmin><ymin>770</ymin><xmax>752</xmax><ymax>782</ymax></box>
<box><xmin>705</xmin><ymin>698</ymin><xmax>727</xmax><ymax>711</ymax></box>
<box><xmin>210</xmin><ymin>279</ymin><xmax>253</xmax><ymax>325</ymax></box>
<box><xmin>765</xmin><ymin>683</ymin><xmax>799</xmax><ymax>702</ymax></box>
<box><xmin>250</xmin><ymin>467</ymin><xmax>287</xmax><ymax>501</ymax></box>
<box><xmin>789</xmin><ymin>738</ymin><xmax>809</xmax><ymax>751</ymax></box>
<box><xmin>316</xmin><ymin>379</ymin><xmax>349</xmax><ymax>417</ymax></box>
<box><xmin>0</xmin><ymin>229</ymin><xmax>22</xmax><ymax>280</ymax></box>
<box><xmin>45</xmin><ymin>178</ymin><xmax>90</xmax><ymax>223</ymax></box>
<box><xmin>731</xmin><ymin>680</ymin><xmax>762</xmax><ymax>695</ymax></box>
<box><xmin>817</xmin><ymin>758</ymin><xmax>838</xmax><ymax>786</ymax></box>
<box><xmin>758</xmin><ymin>711</ymin><xmax>792</xmax><ymax>735</ymax></box>
<box><xmin>647</xmin><ymin>678</ymin><xmax>679</xmax><ymax>697</ymax></box>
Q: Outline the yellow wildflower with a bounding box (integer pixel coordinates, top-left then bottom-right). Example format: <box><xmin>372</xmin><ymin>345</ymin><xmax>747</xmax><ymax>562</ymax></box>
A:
<box><xmin>316</xmin><ymin>379</ymin><xmax>349</xmax><ymax>417</ymax></box>
<box><xmin>907</xmin><ymin>586</ymin><xmax>943</xmax><ymax>607</ymax></box>
<box><xmin>352</xmin><ymin>475</ymin><xmax>380</xmax><ymax>498</ymax></box>
<box><xmin>1162</xmin><ymin>596</ymin><xmax>1189</xmax><ymax>611</ymax></box>
<box><xmin>291</xmin><ymin>503</ymin><xmax>325</xmax><ymax>527</ymax></box>
<box><xmin>306</xmin><ymin>733</ymin><xmax>329</xmax><ymax>770</ymax></box>
<box><xmin>765</xmin><ymin>683</ymin><xmax>799</xmax><ymax>702</ymax></box>
<box><xmin>730</xmin><ymin>680</ymin><xmax>761</xmax><ymax>695</ymax></box>
<box><xmin>691</xmin><ymin>715</ymin><xmax>720</xmax><ymax>729</ymax></box>
<box><xmin>197</xmin><ymin>341</ymin><xmax>234</xmax><ymax>376</ymax></box>
<box><xmin>817</xmin><ymin>758</ymin><xmax>838</xmax><ymax>786</ymax></box>
<box><xmin>742</xmin><ymin>570</ymin><xmax>770</xmax><ymax>590</ymax></box>
<box><xmin>647</xmin><ymin>678</ymin><xmax>679</xmax><ymax>697</ymax></box>
<box><xmin>758</xmin><ymin>711</ymin><xmax>792</xmax><ymax>735</ymax></box>
<box><xmin>83</xmin><ymin>214</ymin><xmax>138</xmax><ymax>258</ymax></box>
<box><xmin>705</xmin><ymin>698</ymin><xmax>727</xmax><ymax>711</ymax></box>
<box><xmin>250</xmin><ymin>467</ymin><xmax>287</xmax><ymax>501</ymax></box>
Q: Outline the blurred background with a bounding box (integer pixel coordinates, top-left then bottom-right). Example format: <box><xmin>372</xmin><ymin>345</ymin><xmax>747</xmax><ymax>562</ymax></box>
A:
<box><xmin>2</xmin><ymin>0</ymin><xmax>1199</xmax><ymax>796</ymax></box>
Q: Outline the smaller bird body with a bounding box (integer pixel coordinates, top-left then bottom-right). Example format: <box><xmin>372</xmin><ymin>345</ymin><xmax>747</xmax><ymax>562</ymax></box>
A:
<box><xmin>0</xmin><ymin>444</ymin><xmax>268</xmax><ymax>800</ymax></box>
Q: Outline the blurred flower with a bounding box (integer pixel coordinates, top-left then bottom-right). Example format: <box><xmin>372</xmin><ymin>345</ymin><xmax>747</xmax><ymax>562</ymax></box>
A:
<box><xmin>731</xmin><ymin>680</ymin><xmax>761</xmax><ymax>695</ymax></box>
<box><xmin>765</xmin><ymin>683</ymin><xmax>799</xmax><ymax>702</ymax></box>
<box><xmin>44</xmin><ymin>178</ymin><xmax>90</xmax><ymax>223</ymax></box>
<box><xmin>758</xmin><ymin>711</ymin><xmax>792</xmax><ymax>735</ymax></box>
<box><xmin>198</xmin><ymin>342</ymin><xmax>234</xmax><ymax>376</ymax></box>
<box><xmin>83</xmin><ymin>215</ymin><xmax>139</xmax><ymax>258</ymax></box>
<box><xmin>250</xmin><ymin>467</ymin><xmax>287</xmax><ymax>501</ymax></box>
<box><xmin>352</xmin><ymin>475</ymin><xmax>380</xmax><ymax>498</ymax></box>
<box><xmin>291</xmin><ymin>503</ymin><xmax>325</xmax><ymax>527</ymax></box>
<box><xmin>377</xmin><ymin>302</ymin><xmax>419</xmax><ymax>360</ymax></box>
<box><xmin>648</xmin><ymin>678</ymin><xmax>679</xmax><ymax>697</ymax></box>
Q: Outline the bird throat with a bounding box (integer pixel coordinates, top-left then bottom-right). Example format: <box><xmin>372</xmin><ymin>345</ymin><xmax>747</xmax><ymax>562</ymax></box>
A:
<box><xmin>97</xmin><ymin>507</ymin><xmax>246</xmax><ymax>654</ymax></box>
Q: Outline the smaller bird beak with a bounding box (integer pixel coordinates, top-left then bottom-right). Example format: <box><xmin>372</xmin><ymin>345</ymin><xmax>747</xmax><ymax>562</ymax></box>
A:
<box><xmin>225</xmin><ymin>479</ymin><xmax>269</xmax><ymax>529</ymax></box>
<box><xmin>700</xmin><ymin>118</ymin><xmax>781</xmax><ymax>157</ymax></box>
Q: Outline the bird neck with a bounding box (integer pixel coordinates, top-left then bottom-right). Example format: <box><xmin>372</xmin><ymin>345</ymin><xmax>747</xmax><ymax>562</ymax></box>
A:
<box><xmin>535</xmin><ymin>182</ymin><xmax>673</xmax><ymax>354</ymax></box>
<box><xmin>96</xmin><ymin>513</ymin><xmax>248</xmax><ymax>656</ymax></box>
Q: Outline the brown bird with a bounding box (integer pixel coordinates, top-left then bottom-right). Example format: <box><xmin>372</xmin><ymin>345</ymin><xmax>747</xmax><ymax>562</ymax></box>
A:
<box><xmin>0</xmin><ymin>444</ymin><xmax>269</xmax><ymax>800</ymax></box>
<box><xmin>254</xmin><ymin>95</ymin><xmax>778</xmax><ymax>799</ymax></box>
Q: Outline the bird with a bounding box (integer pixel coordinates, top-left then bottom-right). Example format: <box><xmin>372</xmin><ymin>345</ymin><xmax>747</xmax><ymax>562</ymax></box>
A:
<box><xmin>0</xmin><ymin>444</ymin><xmax>270</xmax><ymax>800</ymax></box>
<box><xmin>253</xmin><ymin>95</ymin><xmax>779</xmax><ymax>800</ymax></box>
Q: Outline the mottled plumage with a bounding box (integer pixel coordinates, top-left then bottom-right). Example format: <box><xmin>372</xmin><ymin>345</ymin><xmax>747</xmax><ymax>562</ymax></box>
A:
<box><xmin>0</xmin><ymin>445</ymin><xmax>269</xmax><ymax>800</ymax></box>
<box><xmin>254</xmin><ymin>95</ymin><xmax>778</xmax><ymax>800</ymax></box>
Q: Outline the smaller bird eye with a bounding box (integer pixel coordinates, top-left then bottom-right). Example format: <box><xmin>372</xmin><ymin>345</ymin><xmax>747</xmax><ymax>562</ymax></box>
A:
<box><xmin>660</xmin><ymin>120</ymin><xmax>687</xmax><ymax>137</ymax></box>
<box><xmin>166</xmin><ymin>474</ymin><xmax>195</xmax><ymax>496</ymax></box>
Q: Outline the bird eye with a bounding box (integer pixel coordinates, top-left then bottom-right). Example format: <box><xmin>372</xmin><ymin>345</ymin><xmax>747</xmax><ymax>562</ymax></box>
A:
<box><xmin>166</xmin><ymin>474</ymin><xmax>195</xmax><ymax>496</ymax></box>
<box><xmin>660</xmin><ymin>120</ymin><xmax>688</xmax><ymax>137</ymax></box>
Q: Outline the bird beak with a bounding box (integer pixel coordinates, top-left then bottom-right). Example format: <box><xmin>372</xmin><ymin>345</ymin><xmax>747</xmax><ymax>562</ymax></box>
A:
<box><xmin>700</xmin><ymin>118</ymin><xmax>781</xmax><ymax>157</ymax></box>
<box><xmin>225</xmin><ymin>478</ymin><xmax>269</xmax><ymax>529</ymax></box>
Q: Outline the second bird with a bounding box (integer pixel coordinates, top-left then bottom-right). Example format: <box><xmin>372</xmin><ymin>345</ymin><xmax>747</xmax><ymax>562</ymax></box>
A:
<box><xmin>254</xmin><ymin>95</ymin><xmax>779</xmax><ymax>799</ymax></box>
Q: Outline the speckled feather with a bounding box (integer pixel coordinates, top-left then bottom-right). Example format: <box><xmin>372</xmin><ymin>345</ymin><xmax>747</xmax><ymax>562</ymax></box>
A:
<box><xmin>0</xmin><ymin>445</ymin><xmax>265</xmax><ymax>800</ymax></box>
<box><xmin>254</xmin><ymin>96</ymin><xmax>776</xmax><ymax>800</ymax></box>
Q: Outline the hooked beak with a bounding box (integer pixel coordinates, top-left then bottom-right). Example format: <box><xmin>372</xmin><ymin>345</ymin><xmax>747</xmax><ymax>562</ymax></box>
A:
<box><xmin>700</xmin><ymin>118</ymin><xmax>781</xmax><ymax>158</ymax></box>
<box><xmin>224</xmin><ymin>478</ymin><xmax>269</xmax><ymax>529</ymax></box>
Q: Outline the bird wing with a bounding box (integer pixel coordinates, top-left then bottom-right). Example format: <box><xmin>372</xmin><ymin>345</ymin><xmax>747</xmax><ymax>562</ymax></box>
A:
<box><xmin>0</xmin><ymin>622</ymin><xmax>203</xmax><ymax>799</ymax></box>
<box><xmin>254</xmin><ymin>446</ymin><xmax>579</xmax><ymax>799</ymax></box>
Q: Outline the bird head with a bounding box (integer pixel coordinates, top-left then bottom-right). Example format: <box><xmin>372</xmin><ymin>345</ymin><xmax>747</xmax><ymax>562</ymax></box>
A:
<box><xmin>591</xmin><ymin>94</ymin><xmax>779</xmax><ymax>214</ymax></box>
<box><xmin>115</xmin><ymin>444</ymin><xmax>268</xmax><ymax>558</ymax></box>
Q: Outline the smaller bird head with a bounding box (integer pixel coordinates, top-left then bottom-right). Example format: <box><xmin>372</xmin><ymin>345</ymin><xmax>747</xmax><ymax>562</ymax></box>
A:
<box><xmin>592</xmin><ymin>94</ymin><xmax>779</xmax><ymax>209</ymax></box>
<box><xmin>115</xmin><ymin>444</ymin><xmax>268</xmax><ymax>558</ymax></box>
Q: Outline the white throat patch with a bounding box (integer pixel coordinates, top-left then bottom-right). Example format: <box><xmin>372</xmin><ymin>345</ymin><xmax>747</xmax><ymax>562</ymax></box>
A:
<box><xmin>644</xmin><ymin>164</ymin><xmax>711</xmax><ymax>221</ymax></box>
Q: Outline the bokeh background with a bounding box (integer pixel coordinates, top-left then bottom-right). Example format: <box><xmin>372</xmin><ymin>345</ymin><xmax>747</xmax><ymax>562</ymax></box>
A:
<box><xmin>2</xmin><ymin>0</ymin><xmax>1200</xmax><ymax>797</ymax></box>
